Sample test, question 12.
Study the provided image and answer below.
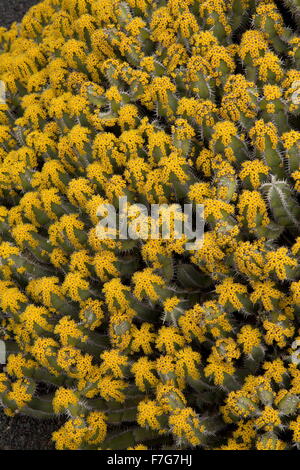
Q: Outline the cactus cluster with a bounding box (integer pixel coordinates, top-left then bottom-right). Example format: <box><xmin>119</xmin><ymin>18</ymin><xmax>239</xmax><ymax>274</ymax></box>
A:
<box><xmin>1</xmin><ymin>0</ymin><xmax>300</xmax><ymax>450</ymax></box>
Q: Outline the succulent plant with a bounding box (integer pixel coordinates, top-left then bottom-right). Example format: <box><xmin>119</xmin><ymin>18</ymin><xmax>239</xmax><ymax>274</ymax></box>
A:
<box><xmin>0</xmin><ymin>0</ymin><xmax>300</xmax><ymax>450</ymax></box>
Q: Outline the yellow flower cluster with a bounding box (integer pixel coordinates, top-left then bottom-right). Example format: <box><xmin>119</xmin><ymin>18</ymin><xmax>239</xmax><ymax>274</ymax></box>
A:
<box><xmin>0</xmin><ymin>0</ymin><xmax>300</xmax><ymax>452</ymax></box>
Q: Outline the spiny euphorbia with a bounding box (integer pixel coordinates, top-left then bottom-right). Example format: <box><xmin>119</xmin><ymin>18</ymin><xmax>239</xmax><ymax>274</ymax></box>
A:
<box><xmin>0</xmin><ymin>0</ymin><xmax>300</xmax><ymax>450</ymax></box>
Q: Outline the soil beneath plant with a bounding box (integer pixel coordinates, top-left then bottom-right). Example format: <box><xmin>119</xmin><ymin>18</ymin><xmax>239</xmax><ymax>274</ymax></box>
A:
<box><xmin>0</xmin><ymin>410</ymin><xmax>61</xmax><ymax>450</ymax></box>
<box><xmin>0</xmin><ymin>0</ymin><xmax>40</xmax><ymax>29</ymax></box>
<box><xmin>0</xmin><ymin>364</ymin><xmax>62</xmax><ymax>450</ymax></box>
